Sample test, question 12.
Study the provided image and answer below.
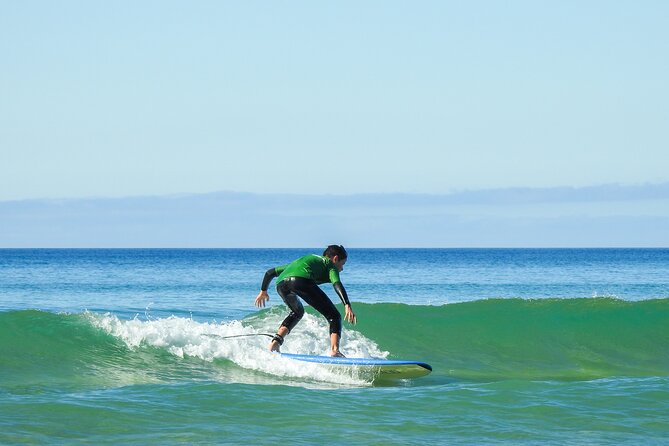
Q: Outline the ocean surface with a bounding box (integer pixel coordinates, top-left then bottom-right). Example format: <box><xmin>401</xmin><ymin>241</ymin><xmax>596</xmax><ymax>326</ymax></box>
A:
<box><xmin>1</xmin><ymin>248</ymin><xmax>668</xmax><ymax>445</ymax></box>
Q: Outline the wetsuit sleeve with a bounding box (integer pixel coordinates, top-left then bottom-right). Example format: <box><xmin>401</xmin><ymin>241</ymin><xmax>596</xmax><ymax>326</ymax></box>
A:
<box><xmin>260</xmin><ymin>267</ymin><xmax>277</xmax><ymax>291</ymax></box>
<box><xmin>333</xmin><ymin>282</ymin><xmax>351</xmax><ymax>306</ymax></box>
<box><xmin>261</xmin><ymin>264</ymin><xmax>288</xmax><ymax>291</ymax></box>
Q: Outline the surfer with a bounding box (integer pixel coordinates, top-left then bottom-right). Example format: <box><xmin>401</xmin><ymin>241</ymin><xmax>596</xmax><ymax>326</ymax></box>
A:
<box><xmin>254</xmin><ymin>245</ymin><xmax>357</xmax><ymax>357</ymax></box>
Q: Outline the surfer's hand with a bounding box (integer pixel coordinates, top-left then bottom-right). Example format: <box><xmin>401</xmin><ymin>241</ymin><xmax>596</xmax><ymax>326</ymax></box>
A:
<box><xmin>344</xmin><ymin>304</ymin><xmax>357</xmax><ymax>325</ymax></box>
<box><xmin>255</xmin><ymin>291</ymin><xmax>269</xmax><ymax>308</ymax></box>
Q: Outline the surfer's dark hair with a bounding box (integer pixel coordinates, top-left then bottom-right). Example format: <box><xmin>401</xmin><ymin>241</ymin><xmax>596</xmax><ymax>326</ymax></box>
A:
<box><xmin>323</xmin><ymin>245</ymin><xmax>347</xmax><ymax>260</ymax></box>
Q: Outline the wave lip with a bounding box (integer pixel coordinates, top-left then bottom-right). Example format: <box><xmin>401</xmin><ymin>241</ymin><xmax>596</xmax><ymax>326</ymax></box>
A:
<box><xmin>354</xmin><ymin>298</ymin><xmax>669</xmax><ymax>381</ymax></box>
<box><xmin>2</xmin><ymin>298</ymin><xmax>668</xmax><ymax>388</ymax></box>
<box><xmin>0</xmin><ymin>309</ymin><xmax>388</xmax><ymax>389</ymax></box>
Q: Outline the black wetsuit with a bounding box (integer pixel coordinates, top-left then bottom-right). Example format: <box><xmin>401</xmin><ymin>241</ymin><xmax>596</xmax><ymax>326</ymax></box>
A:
<box><xmin>261</xmin><ymin>254</ymin><xmax>350</xmax><ymax>336</ymax></box>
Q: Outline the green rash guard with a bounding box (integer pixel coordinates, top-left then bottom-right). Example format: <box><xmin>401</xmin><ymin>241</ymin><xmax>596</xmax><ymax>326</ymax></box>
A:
<box><xmin>261</xmin><ymin>254</ymin><xmax>351</xmax><ymax>306</ymax></box>
<box><xmin>275</xmin><ymin>254</ymin><xmax>341</xmax><ymax>285</ymax></box>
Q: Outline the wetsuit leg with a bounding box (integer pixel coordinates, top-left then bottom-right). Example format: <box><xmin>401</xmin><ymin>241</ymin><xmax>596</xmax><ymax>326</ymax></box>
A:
<box><xmin>287</xmin><ymin>277</ymin><xmax>342</xmax><ymax>336</ymax></box>
<box><xmin>276</xmin><ymin>280</ymin><xmax>305</xmax><ymax>332</ymax></box>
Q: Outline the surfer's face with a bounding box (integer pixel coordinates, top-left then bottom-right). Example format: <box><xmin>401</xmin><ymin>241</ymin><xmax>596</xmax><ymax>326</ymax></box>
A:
<box><xmin>333</xmin><ymin>256</ymin><xmax>347</xmax><ymax>272</ymax></box>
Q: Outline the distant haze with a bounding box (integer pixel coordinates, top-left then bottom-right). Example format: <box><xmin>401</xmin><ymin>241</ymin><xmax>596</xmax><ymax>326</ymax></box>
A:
<box><xmin>2</xmin><ymin>183</ymin><xmax>668</xmax><ymax>248</ymax></box>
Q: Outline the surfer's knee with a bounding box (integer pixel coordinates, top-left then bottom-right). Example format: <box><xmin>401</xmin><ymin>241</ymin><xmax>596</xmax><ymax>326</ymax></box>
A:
<box><xmin>292</xmin><ymin>305</ymin><xmax>305</xmax><ymax>322</ymax></box>
<box><xmin>328</xmin><ymin>312</ymin><xmax>342</xmax><ymax>336</ymax></box>
<box><xmin>282</xmin><ymin>306</ymin><xmax>304</xmax><ymax>332</ymax></box>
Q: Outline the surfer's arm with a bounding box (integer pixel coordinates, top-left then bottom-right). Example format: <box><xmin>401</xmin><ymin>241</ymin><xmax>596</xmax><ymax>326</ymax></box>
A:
<box><xmin>256</xmin><ymin>266</ymin><xmax>283</xmax><ymax>308</ymax></box>
<box><xmin>333</xmin><ymin>282</ymin><xmax>350</xmax><ymax>306</ymax></box>
<box><xmin>333</xmin><ymin>282</ymin><xmax>357</xmax><ymax>324</ymax></box>
<box><xmin>261</xmin><ymin>267</ymin><xmax>279</xmax><ymax>292</ymax></box>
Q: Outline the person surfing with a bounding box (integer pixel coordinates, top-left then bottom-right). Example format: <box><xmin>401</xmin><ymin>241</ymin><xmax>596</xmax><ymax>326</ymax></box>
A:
<box><xmin>254</xmin><ymin>245</ymin><xmax>356</xmax><ymax>357</ymax></box>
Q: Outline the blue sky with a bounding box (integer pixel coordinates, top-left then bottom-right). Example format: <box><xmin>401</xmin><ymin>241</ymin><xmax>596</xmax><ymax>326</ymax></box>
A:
<box><xmin>2</xmin><ymin>1</ymin><xmax>668</xmax><ymax>201</ymax></box>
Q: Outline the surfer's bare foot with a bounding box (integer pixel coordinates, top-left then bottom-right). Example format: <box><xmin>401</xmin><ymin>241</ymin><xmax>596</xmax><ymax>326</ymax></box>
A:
<box><xmin>331</xmin><ymin>351</ymin><xmax>345</xmax><ymax>358</ymax></box>
<box><xmin>269</xmin><ymin>333</ymin><xmax>284</xmax><ymax>352</ymax></box>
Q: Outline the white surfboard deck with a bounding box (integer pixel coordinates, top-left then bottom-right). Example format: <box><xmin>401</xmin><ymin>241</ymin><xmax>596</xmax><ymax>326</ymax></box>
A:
<box><xmin>280</xmin><ymin>353</ymin><xmax>432</xmax><ymax>380</ymax></box>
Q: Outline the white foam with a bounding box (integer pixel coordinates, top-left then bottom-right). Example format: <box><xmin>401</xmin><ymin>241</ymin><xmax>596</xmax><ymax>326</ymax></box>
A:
<box><xmin>86</xmin><ymin>311</ymin><xmax>388</xmax><ymax>387</ymax></box>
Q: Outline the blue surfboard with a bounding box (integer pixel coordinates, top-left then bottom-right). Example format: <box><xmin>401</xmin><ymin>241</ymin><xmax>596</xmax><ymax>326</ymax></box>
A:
<box><xmin>280</xmin><ymin>353</ymin><xmax>432</xmax><ymax>380</ymax></box>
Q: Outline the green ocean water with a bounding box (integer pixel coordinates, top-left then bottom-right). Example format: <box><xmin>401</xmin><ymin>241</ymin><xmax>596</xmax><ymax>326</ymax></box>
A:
<box><xmin>2</xmin><ymin>248</ymin><xmax>669</xmax><ymax>444</ymax></box>
<box><xmin>2</xmin><ymin>299</ymin><xmax>669</xmax><ymax>445</ymax></box>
